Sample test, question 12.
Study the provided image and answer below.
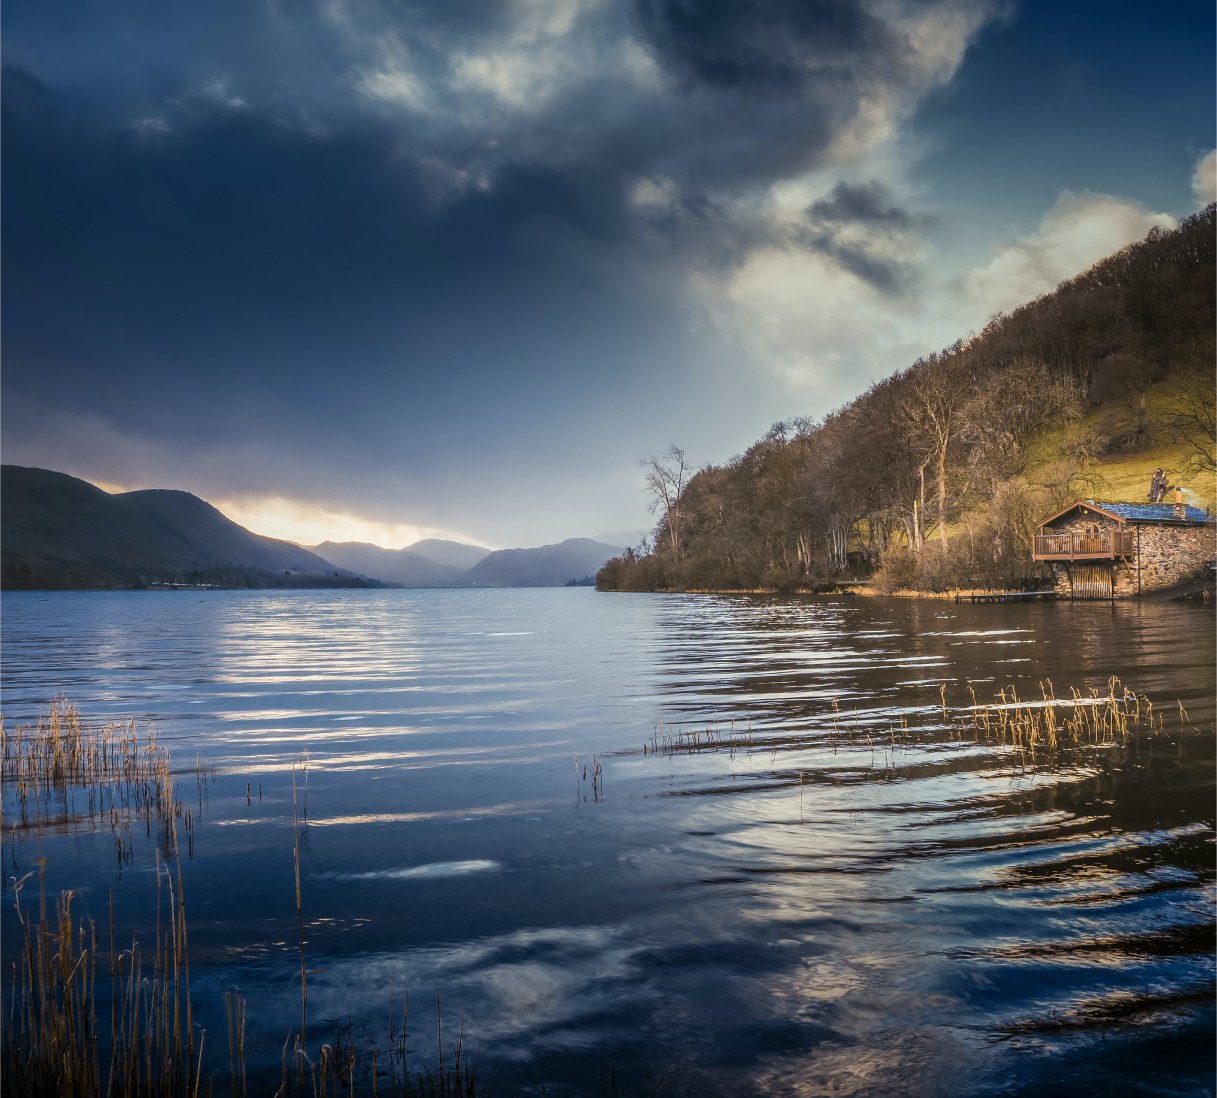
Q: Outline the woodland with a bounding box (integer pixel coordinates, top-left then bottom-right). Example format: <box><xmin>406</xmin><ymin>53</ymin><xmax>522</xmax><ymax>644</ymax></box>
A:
<box><xmin>598</xmin><ymin>205</ymin><xmax>1217</xmax><ymax>594</ymax></box>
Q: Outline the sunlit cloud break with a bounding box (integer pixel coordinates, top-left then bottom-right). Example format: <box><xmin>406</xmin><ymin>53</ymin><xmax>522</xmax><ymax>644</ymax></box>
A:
<box><xmin>209</xmin><ymin>496</ymin><xmax>487</xmax><ymax>550</ymax></box>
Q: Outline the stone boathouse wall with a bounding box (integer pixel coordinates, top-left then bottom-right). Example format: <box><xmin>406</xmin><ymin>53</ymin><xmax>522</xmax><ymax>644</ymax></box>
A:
<box><xmin>1048</xmin><ymin>515</ymin><xmax>1216</xmax><ymax>598</ymax></box>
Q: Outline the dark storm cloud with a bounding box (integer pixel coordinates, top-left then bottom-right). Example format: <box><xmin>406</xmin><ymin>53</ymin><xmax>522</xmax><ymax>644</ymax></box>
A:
<box><xmin>0</xmin><ymin>0</ymin><xmax>1001</xmax><ymax>537</ymax></box>
<box><xmin>793</xmin><ymin>181</ymin><xmax>931</xmax><ymax>293</ymax></box>
<box><xmin>806</xmin><ymin>182</ymin><xmax>923</xmax><ymax>230</ymax></box>
<box><xmin>633</xmin><ymin>0</ymin><xmax>892</xmax><ymax>92</ymax></box>
<box><xmin>0</xmin><ymin>61</ymin><xmax>691</xmax><ymax>502</ymax></box>
<box><xmin>622</xmin><ymin>0</ymin><xmax>948</xmax><ymax>185</ymax></box>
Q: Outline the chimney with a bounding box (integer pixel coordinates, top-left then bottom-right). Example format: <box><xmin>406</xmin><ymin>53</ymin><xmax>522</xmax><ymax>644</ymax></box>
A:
<box><xmin>1174</xmin><ymin>487</ymin><xmax>1185</xmax><ymax>518</ymax></box>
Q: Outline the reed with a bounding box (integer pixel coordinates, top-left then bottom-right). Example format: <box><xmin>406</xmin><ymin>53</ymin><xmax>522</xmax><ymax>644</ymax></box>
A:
<box><xmin>292</xmin><ymin>764</ymin><xmax>308</xmax><ymax>1047</ymax></box>
<box><xmin>574</xmin><ymin>754</ymin><xmax>606</xmax><ymax>802</ymax></box>
<box><xmin>643</xmin><ymin>719</ymin><xmax>756</xmax><ymax>758</ymax></box>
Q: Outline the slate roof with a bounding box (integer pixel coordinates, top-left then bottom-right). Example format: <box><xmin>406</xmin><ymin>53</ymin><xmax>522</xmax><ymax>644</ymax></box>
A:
<box><xmin>1083</xmin><ymin>499</ymin><xmax>1213</xmax><ymax>524</ymax></box>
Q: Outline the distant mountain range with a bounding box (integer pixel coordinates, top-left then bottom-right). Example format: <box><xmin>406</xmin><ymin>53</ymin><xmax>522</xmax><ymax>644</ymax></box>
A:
<box><xmin>405</xmin><ymin>539</ymin><xmax>491</xmax><ymax>569</ymax></box>
<box><xmin>314</xmin><ymin>536</ymin><xmax>623</xmax><ymax>588</ymax></box>
<box><xmin>311</xmin><ymin>542</ymin><xmax>465</xmax><ymax>587</ymax></box>
<box><xmin>463</xmin><ymin>539</ymin><xmax>623</xmax><ymax>587</ymax></box>
<box><xmin>308</xmin><ymin>538</ymin><xmax>494</xmax><ymax>586</ymax></box>
<box><xmin>593</xmin><ymin>529</ymin><xmax>648</xmax><ymax>549</ymax></box>
<box><xmin>1</xmin><ymin>466</ymin><xmax>622</xmax><ymax>590</ymax></box>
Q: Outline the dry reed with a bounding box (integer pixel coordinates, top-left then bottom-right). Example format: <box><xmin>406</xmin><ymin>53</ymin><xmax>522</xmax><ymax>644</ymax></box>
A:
<box><xmin>959</xmin><ymin>675</ymin><xmax>1177</xmax><ymax>764</ymax></box>
<box><xmin>1</xmin><ymin>696</ymin><xmax>195</xmax><ymax>856</ymax></box>
<box><xmin>628</xmin><ymin>677</ymin><xmax>1201</xmax><ymax>792</ymax></box>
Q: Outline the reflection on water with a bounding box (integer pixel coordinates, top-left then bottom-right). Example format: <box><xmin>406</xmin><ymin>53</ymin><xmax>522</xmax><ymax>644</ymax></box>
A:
<box><xmin>2</xmin><ymin>588</ymin><xmax>1213</xmax><ymax>1096</ymax></box>
<box><xmin>319</xmin><ymin>860</ymin><xmax>504</xmax><ymax>882</ymax></box>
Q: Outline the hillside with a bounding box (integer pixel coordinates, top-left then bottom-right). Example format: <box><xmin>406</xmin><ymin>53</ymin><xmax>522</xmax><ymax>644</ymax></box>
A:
<box><xmin>1</xmin><ymin>466</ymin><xmax>367</xmax><ymax>589</ymax></box>
<box><xmin>405</xmin><ymin>539</ymin><xmax>491</xmax><ymax>569</ymax></box>
<box><xmin>316</xmin><ymin>537</ymin><xmax>621</xmax><ymax>587</ymax></box>
<box><xmin>599</xmin><ymin>206</ymin><xmax>1217</xmax><ymax>594</ymax></box>
<box><xmin>311</xmin><ymin>542</ymin><xmax>463</xmax><ymax>587</ymax></box>
<box><xmin>465</xmin><ymin>539</ymin><xmax>623</xmax><ymax>587</ymax></box>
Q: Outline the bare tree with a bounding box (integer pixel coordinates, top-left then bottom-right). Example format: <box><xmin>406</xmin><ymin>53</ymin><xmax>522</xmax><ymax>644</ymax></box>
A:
<box><xmin>1160</xmin><ymin>368</ymin><xmax>1217</xmax><ymax>477</ymax></box>
<box><xmin>643</xmin><ymin>446</ymin><xmax>690</xmax><ymax>559</ymax></box>
<box><xmin>896</xmin><ymin>356</ymin><xmax>959</xmax><ymax>552</ymax></box>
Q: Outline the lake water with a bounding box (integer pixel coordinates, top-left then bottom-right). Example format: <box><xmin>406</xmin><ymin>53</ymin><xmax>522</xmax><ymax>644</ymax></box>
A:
<box><xmin>2</xmin><ymin>588</ymin><xmax>1214</xmax><ymax>1096</ymax></box>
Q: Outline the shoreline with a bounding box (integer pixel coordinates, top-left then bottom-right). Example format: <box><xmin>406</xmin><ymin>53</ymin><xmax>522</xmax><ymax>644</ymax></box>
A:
<box><xmin>606</xmin><ymin>584</ymin><xmax>1051</xmax><ymax>601</ymax></box>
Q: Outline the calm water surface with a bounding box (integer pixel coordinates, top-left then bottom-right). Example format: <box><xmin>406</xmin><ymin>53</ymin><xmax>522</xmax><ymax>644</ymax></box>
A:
<box><xmin>2</xmin><ymin>588</ymin><xmax>1214</xmax><ymax>1096</ymax></box>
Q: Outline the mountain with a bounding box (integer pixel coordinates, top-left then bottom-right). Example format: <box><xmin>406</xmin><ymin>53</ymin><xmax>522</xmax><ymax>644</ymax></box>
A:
<box><xmin>1</xmin><ymin>466</ymin><xmax>365</xmax><ymax>589</ymax></box>
<box><xmin>315</xmin><ymin>538</ymin><xmax>623</xmax><ymax>587</ymax></box>
<box><xmin>404</xmin><ymin>538</ymin><xmax>491</xmax><ymax>569</ymax></box>
<box><xmin>464</xmin><ymin>538</ymin><xmax>623</xmax><ymax>587</ymax></box>
<box><xmin>311</xmin><ymin>541</ymin><xmax>463</xmax><ymax>587</ymax></box>
<box><xmin>594</xmin><ymin>529</ymin><xmax>649</xmax><ymax>549</ymax></box>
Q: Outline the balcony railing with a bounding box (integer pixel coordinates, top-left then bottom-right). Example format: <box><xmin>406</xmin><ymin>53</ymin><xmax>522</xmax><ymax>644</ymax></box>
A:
<box><xmin>1032</xmin><ymin>530</ymin><xmax>1136</xmax><ymax>560</ymax></box>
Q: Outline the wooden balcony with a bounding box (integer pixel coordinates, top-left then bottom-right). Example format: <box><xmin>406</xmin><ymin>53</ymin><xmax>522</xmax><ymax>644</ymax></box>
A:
<box><xmin>1032</xmin><ymin>530</ymin><xmax>1136</xmax><ymax>561</ymax></box>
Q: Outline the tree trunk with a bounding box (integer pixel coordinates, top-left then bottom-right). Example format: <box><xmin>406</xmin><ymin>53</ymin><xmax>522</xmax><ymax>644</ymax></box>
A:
<box><xmin>937</xmin><ymin>447</ymin><xmax>948</xmax><ymax>551</ymax></box>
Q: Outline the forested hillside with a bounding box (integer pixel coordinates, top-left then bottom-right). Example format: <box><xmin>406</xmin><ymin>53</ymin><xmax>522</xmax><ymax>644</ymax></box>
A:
<box><xmin>599</xmin><ymin>206</ymin><xmax>1216</xmax><ymax>594</ymax></box>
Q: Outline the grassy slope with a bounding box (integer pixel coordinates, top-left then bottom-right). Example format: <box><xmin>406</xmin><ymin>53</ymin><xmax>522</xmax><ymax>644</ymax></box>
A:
<box><xmin>1024</xmin><ymin>377</ymin><xmax>1216</xmax><ymax>511</ymax></box>
<box><xmin>929</xmin><ymin>378</ymin><xmax>1215</xmax><ymax>561</ymax></box>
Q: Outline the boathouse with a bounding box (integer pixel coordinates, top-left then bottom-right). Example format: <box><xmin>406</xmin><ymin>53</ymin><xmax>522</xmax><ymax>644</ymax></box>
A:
<box><xmin>1032</xmin><ymin>495</ymin><xmax>1216</xmax><ymax>599</ymax></box>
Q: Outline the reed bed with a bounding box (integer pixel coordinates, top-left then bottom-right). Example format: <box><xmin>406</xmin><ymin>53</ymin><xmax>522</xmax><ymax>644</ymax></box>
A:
<box><xmin>2</xmin><ymin>698</ymin><xmax>485</xmax><ymax>1098</ymax></box>
<box><xmin>4</xmin><ymin>870</ymin><xmax>478</xmax><ymax>1098</ymax></box>
<box><xmin>1</xmin><ymin>696</ymin><xmax>196</xmax><ymax>856</ymax></box>
<box><xmin>630</xmin><ymin>677</ymin><xmax>1201</xmax><ymax>788</ymax></box>
<box><xmin>1</xmin><ymin>697</ymin><xmax>204</xmax><ymax>1097</ymax></box>
<box><xmin>4</xmin><ymin>851</ymin><xmax>201</xmax><ymax>1096</ymax></box>
<box><xmin>960</xmin><ymin>675</ymin><xmax>1179</xmax><ymax>761</ymax></box>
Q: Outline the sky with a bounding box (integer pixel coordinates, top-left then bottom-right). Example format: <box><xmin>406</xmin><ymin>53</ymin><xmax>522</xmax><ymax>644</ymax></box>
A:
<box><xmin>2</xmin><ymin>0</ymin><xmax>1213</xmax><ymax>550</ymax></box>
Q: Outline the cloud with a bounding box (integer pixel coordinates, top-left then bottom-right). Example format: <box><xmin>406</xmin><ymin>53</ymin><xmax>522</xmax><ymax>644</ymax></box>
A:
<box><xmin>627</xmin><ymin>175</ymin><xmax>680</xmax><ymax>215</ymax></box>
<box><xmin>1191</xmin><ymin>149</ymin><xmax>1216</xmax><ymax>208</ymax></box>
<box><xmin>960</xmin><ymin>191</ymin><xmax>1175</xmax><ymax>318</ymax></box>
<box><xmin>131</xmin><ymin>116</ymin><xmax>173</xmax><ymax>137</ymax></box>
<box><xmin>444</xmin><ymin>0</ymin><xmax>604</xmax><ymax>110</ymax></box>
<box><xmin>631</xmin><ymin>0</ymin><xmax>997</xmax><ymax>179</ymax></box>
<box><xmin>701</xmin><ymin>235</ymin><xmax>934</xmax><ymax>405</ymax></box>
<box><xmin>449</xmin><ymin>48</ymin><xmax>569</xmax><ymax>110</ymax></box>
<box><xmin>199</xmin><ymin>77</ymin><xmax>248</xmax><ymax>111</ymax></box>
<box><xmin>633</xmin><ymin>0</ymin><xmax>890</xmax><ymax>92</ymax></box>
<box><xmin>0</xmin><ymin>64</ymin><xmax>704</xmax><ymax>543</ymax></box>
<box><xmin>682</xmin><ymin>176</ymin><xmax>940</xmax><ymax>406</ymax></box>
<box><xmin>207</xmin><ymin>495</ymin><xmax>483</xmax><ymax>550</ymax></box>
<box><xmin>358</xmin><ymin>66</ymin><xmax>430</xmax><ymax>110</ymax></box>
<box><xmin>694</xmin><ymin>183</ymin><xmax>1181</xmax><ymax>413</ymax></box>
<box><xmin>797</xmin><ymin>181</ymin><xmax>931</xmax><ymax>292</ymax></box>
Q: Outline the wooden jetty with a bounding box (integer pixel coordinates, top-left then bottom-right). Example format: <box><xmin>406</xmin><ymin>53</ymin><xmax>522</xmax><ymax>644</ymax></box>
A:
<box><xmin>954</xmin><ymin>590</ymin><xmax>1057</xmax><ymax>604</ymax></box>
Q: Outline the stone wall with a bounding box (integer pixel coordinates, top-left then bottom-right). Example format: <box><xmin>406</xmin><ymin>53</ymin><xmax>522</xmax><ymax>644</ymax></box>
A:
<box><xmin>1047</xmin><ymin>518</ymin><xmax>1216</xmax><ymax>598</ymax></box>
<box><xmin>1114</xmin><ymin>522</ymin><xmax>1217</xmax><ymax>596</ymax></box>
<box><xmin>1048</xmin><ymin>512</ymin><xmax>1121</xmax><ymax>538</ymax></box>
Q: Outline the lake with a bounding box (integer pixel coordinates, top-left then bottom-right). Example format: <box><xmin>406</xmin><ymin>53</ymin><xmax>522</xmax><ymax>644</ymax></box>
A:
<box><xmin>2</xmin><ymin>588</ymin><xmax>1213</xmax><ymax>1096</ymax></box>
